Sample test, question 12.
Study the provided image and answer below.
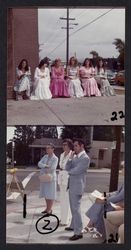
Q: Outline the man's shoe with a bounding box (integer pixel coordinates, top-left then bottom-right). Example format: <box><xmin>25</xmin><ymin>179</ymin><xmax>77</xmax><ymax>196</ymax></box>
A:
<box><xmin>69</xmin><ymin>234</ymin><xmax>83</xmax><ymax>241</ymax></box>
<box><xmin>65</xmin><ymin>227</ymin><xmax>73</xmax><ymax>231</ymax></box>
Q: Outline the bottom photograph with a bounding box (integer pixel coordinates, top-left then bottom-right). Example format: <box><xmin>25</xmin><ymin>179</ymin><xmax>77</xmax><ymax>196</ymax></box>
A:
<box><xmin>6</xmin><ymin>125</ymin><xmax>124</xmax><ymax>244</ymax></box>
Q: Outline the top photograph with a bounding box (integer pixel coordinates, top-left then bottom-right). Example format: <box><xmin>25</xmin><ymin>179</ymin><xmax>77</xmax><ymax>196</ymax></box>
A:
<box><xmin>7</xmin><ymin>7</ymin><xmax>125</xmax><ymax>125</ymax></box>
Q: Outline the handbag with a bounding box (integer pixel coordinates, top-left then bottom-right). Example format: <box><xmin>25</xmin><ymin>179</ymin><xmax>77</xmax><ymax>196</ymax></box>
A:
<box><xmin>39</xmin><ymin>173</ymin><xmax>53</xmax><ymax>182</ymax></box>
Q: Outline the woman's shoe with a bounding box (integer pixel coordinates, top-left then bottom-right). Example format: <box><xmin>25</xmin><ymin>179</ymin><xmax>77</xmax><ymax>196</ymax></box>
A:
<box><xmin>46</xmin><ymin>210</ymin><xmax>52</xmax><ymax>215</ymax></box>
<box><xmin>92</xmin><ymin>232</ymin><xmax>103</xmax><ymax>239</ymax></box>
<box><xmin>41</xmin><ymin>210</ymin><xmax>47</xmax><ymax>214</ymax></box>
<box><xmin>82</xmin><ymin>226</ymin><xmax>96</xmax><ymax>233</ymax></box>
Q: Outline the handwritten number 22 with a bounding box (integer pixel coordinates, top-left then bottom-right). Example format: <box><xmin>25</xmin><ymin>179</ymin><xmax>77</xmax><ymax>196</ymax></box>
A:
<box><xmin>111</xmin><ymin>111</ymin><xmax>125</xmax><ymax>121</ymax></box>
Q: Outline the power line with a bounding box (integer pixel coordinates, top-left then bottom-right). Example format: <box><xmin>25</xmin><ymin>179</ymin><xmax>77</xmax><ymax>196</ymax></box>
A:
<box><xmin>46</xmin><ymin>8</ymin><xmax>114</xmax><ymax>57</ymax></box>
<box><xmin>70</xmin><ymin>8</ymin><xmax>114</xmax><ymax>38</ymax></box>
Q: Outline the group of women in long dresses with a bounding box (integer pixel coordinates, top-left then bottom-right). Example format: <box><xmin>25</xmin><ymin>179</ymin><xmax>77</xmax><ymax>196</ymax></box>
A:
<box><xmin>14</xmin><ymin>57</ymin><xmax>115</xmax><ymax>100</ymax></box>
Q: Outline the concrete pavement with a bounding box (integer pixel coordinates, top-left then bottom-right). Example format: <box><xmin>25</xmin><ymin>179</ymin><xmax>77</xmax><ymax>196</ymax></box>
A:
<box><xmin>6</xmin><ymin>191</ymin><xmax>104</xmax><ymax>244</ymax></box>
<box><xmin>7</xmin><ymin>94</ymin><xmax>125</xmax><ymax>125</ymax></box>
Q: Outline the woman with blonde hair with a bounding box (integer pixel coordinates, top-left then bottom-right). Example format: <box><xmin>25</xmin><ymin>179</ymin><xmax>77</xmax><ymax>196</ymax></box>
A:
<box><xmin>66</xmin><ymin>56</ymin><xmax>84</xmax><ymax>98</ymax></box>
<box><xmin>50</xmin><ymin>58</ymin><xmax>69</xmax><ymax>97</ymax></box>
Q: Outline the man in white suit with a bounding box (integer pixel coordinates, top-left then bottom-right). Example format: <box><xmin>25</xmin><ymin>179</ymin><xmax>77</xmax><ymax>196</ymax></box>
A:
<box><xmin>65</xmin><ymin>139</ymin><xmax>90</xmax><ymax>241</ymax></box>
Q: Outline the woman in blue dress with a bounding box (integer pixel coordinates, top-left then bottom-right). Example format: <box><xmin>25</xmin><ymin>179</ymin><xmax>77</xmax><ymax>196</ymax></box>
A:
<box><xmin>38</xmin><ymin>143</ymin><xmax>58</xmax><ymax>214</ymax></box>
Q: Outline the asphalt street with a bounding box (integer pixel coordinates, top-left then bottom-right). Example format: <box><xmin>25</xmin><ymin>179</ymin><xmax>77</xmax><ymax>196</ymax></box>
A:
<box><xmin>7</xmin><ymin>169</ymin><xmax>124</xmax><ymax>193</ymax></box>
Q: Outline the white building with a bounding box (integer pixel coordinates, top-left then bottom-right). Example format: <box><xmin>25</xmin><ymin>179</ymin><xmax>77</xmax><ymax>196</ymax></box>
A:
<box><xmin>89</xmin><ymin>140</ymin><xmax>124</xmax><ymax>168</ymax></box>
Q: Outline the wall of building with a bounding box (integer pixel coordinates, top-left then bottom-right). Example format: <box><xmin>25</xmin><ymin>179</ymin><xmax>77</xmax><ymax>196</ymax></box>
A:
<box><xmin>7</xmin><ymin>8</ymin><xmax>39</xmax><ymax>98</ymax></box>
<box><xmin>89</xmin><ymin>141</ymin><xmax>124</xmax><ymax>168</ymax></box>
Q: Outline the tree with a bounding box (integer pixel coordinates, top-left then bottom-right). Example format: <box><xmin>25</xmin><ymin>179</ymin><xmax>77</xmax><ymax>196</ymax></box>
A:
<box><xmin>93</xmin><ymin>126</ymin><xmax>116</xmax><ymax>141</ymax></box>
<box><xmin>90</xmin><ymin>51</ymin><xmax>100</xmax><ymax>67</ymax></box>
<box><xmin>90</xmin><ymin>50</ymin><xmax>99</xmax><ymax>58</ymax></box>
<box><xmin>35</xmin><ymin>126</ymin><xmax>58</xmax><ymax>139</ymax></box>
<box><xmin>7</xmin><ymin>126</ymin><xmax>58</xmax><ymax>166</ymax></box>
<box><xmin>60</xmin><ymin>126</ymin><xmax>92</xmax><ymax>152</ymax></box>
<box><xmin>113</xmin><ymin>38</ymin><xmax>125</xmax><ymax>69</ymax></box>
<box><xmin>109</xmin><ymin>126</ymin><xmax>122</xmax><ymax>192</ymax></box>
<box><xmin>13</xmin><ymin>126</ymin><xmax>35</xmax><ymax>165</ymax></box>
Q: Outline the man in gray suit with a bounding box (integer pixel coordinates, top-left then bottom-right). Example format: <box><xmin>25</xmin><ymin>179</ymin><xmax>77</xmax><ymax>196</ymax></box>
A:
<box><xmin>65</xmin><ymin>139</ymin><xmax>90</xmax><ymax>241</ymax></box>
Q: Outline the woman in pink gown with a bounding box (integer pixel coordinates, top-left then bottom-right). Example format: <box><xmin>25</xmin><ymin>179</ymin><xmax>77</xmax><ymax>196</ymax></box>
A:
<box><xmin>80</xmin><ymin>58</ymin><xmax>101</xmax><ymax>97</ymax></box>
<box><xmin>50</xmin><ymin>58</ymin><xmax>69</xmax><ymax>97</ymax></box>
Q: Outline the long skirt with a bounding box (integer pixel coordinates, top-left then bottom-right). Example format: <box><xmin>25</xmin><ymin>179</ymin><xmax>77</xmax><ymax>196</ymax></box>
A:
<box><xmin>81</xmin><ymin>78</ymin><xmax>101</xmax><ymax>97</ymax></box>
<box><xmin>50</xmin><ymin>79</ymin><xmax>69</xmax><ymax>97</ymax></box>
<box><xmin>31</xmin><ymin>78</ymin><xmax>52</xmax><ymax>100</ymax></box>
<box><xmin>100</xmin><ymin>79</ymin><xmax>115</xmax><ymax>96</ymax></box>
<box><xmin>68</xmin><ymin>79</ymin><xmax>84</xmax><ymax>98</ymax></box>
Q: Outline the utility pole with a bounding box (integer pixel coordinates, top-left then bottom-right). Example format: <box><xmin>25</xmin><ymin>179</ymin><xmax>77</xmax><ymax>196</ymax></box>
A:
<box><xmin>109</xmin><ymin>126</ymin><xmax>122</xmax><ymax>192</ymax></box>
<box><xmin>60</xmin><ymin>8</ymin><xmax>76</xmax><ymax>67</ymax></box>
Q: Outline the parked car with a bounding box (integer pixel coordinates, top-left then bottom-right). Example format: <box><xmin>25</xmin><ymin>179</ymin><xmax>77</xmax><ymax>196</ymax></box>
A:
<box><xmin>106</xmin><ymin>70</ymin><xmax>117</xmax><ymax>84</ymax></box>
<box><xmin>115</xmin><ymin>70</ymin><xmax>125</xmax><ymax>86</ymax></box>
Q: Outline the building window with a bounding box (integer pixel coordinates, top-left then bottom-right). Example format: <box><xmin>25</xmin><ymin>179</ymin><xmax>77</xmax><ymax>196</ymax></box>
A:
<box><xmin>99</xmin><ymin>150</ymin><xmax>104</xmax><ymax>160</ymax></box>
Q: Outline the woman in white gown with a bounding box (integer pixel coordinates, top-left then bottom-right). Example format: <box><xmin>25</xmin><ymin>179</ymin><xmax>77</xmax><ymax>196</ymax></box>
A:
<box><xmin>31</xmin><ymin>59</ymin><xmax>52</xmax><ymax>100</ymax></box>
<box><xmin>66</xmin><ymin>57</ymin><xmax>84</xmax><ymax>98</ymax></box>
<box><xmin>95</xmin><ymin>59</ymin><xmax>115</xmax><ymax>96</ymax></box>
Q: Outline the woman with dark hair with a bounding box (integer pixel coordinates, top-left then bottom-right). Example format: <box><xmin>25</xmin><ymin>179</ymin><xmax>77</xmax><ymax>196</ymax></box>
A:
<box><xmin>58</xmin><ymin>139</ymin><xmax>73</xmax><ymax>226</ymax></box>
<box><xmin>66</xmin><ymin>57</ymin><xmax>84</xmax><ymax>98</ymax></box>
<box><xmin>79</xmin><ymin>58</ymin><xmax>101</xmax><ymax>97</ymax></box>
<box><xmin>31</xmin><ymin>59</ymin><xmax>52</xmax><ymax>100</ymax></box>
<box><xmin>50</xmin><ymin>58</ymin><xmax>69</xmax><ymax>97</ymax></box>
<box><xmin>14</xmin><ymin>59</ymin><xmax>31</xmax><ymax>100</ymax></box>
<box><xmin>95</xmin><ymin>59</ymin><xmax>115</xmax><ymax>96</ymax></box>
<box><xmin>38</xmin><ymin>143</ymin><xmax>58</xmax><ymax>214</ymax></box>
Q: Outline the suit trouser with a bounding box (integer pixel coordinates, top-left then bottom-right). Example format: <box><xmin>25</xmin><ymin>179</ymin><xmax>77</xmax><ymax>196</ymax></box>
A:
<box><xmin>104</xmin><ymin>210</ymin><xmax>124</xmax><ymax>242</ymax></box>
<box><xmin>60</xmin><ymin>185</ymin><xmax>70</xmax><ymax>224</ymax></box>
<box><xmin>69</xmin><ymin>191</ymin><xmax>83</xmax><ymax>235</ymax></box>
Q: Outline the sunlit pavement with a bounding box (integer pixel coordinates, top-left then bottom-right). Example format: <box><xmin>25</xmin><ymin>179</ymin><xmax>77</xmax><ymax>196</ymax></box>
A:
<box><xmin>7</xmin><ymin>94</ymin><xmax>125</xmax><ymax>125</ymax></box>
<box><xmin>6</xmin><ymin>191</ymin><xmax>104</xmax><ymax>244</ymax></box>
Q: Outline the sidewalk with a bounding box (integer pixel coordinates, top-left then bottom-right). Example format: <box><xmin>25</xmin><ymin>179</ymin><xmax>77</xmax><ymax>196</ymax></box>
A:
<box><xmin>7</xmin><ymin>95</ymin><xmax>125</xmax><ymax>125</ymax></box>
<box><xmin>6</xmin><ymin>191</ymin><xmax>104</xmax><ymax>244</ymax></box>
